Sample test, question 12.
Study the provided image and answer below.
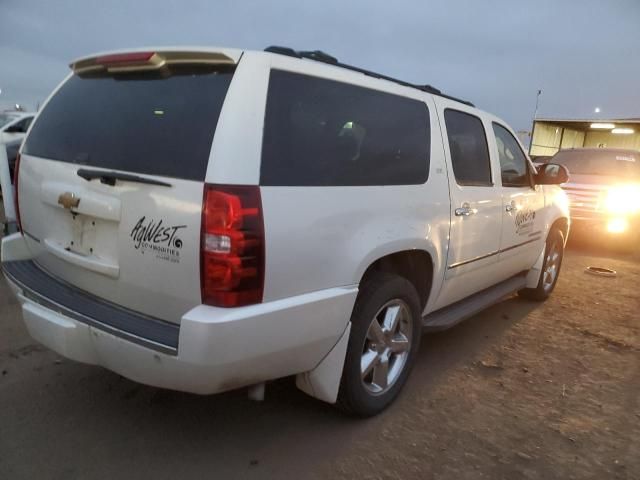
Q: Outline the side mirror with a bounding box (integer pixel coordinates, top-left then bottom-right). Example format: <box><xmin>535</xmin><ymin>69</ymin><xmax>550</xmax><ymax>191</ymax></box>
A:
<box><xmin>535</xmin><ymin>163</ymin><xmax>569</xmax><ymax>185</ymax></box>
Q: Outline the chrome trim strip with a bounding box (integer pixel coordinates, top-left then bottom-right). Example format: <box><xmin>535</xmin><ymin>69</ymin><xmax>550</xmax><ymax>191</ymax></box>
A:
<box><xmin>448</xmin><ymin>250</ymin><xmax>499</xmax><ymax>269</ymax></box>
<box><xmin>499</xmin><ymin>236</ymin><xmax>542</xmax><ymax>254</ymax></box>
<box><xmin>448</xmin><ymin>236</ymin><xmax>543</xmax><ymax>269</ymax></box>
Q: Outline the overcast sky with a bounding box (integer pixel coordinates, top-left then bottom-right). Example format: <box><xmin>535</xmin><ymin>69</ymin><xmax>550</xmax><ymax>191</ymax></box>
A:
<box><xmin>1</xmin><ymin>0</ymin><xmax>638</xmax><ymax>131</ymax></box>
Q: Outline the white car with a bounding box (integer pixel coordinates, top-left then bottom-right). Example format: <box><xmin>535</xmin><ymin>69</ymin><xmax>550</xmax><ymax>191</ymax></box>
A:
<box><xmin>0</xmin><ymin>112</ymin><xmax>35</xmax><ymax>144</ymax></box>
<box><xmin>1</xmin><ymin>46</ymin><xmax>570</xmax><ymax>416</ymax></box>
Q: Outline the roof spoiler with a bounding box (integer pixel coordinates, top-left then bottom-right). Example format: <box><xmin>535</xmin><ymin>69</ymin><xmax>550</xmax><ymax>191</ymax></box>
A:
<box><xmin>70</xmin><ymin>50</ymin><xmax>236</xmax><ymax>75</ymax></box>
<box><xmin>264</xmin><ymin>46</ymin><xmax>474</xmax><ymax>107</ymax></box>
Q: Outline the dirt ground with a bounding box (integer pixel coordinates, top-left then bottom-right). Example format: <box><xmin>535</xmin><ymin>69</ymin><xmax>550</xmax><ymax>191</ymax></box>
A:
<box><xmin>0</xmin><ymin>215</ymin><xmax>638</xmax><ymax>479</ymax></box>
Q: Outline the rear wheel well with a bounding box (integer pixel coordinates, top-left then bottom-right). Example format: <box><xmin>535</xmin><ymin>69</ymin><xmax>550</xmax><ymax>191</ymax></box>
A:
<box><xmin>359</xmin><ymin>251</ymin><xmax>433</xmax><ymax>311</ymax></box>
<box><xmin>551</xmin><ymin>217</ymin><xmax>569</xmax><ymax>244</ymax></box>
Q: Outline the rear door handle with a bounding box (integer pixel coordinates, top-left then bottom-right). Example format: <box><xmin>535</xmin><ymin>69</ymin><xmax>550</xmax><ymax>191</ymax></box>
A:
<box><xmin>505</xmin><ymin>202</ymin><xmax>516</xmax><ymax>212</ymax></box>
<box><xmin>455</xmin><ymin>204</ymin><xmax>477</xmax><ymax>217</ymax></box>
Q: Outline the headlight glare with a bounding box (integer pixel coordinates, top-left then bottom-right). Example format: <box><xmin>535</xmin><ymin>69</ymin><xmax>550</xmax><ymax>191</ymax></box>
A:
<box><xmin>602</xmin><ymin>185</ymin><xmax>640</xmax><ymax>214</ymax></box>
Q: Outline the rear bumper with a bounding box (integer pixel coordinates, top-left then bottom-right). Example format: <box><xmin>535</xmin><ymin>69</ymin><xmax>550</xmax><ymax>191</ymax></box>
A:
<box><xmin>1</xmin><ymin>249</ymin><xmax>357</xmax><ymax>395</ymax></box>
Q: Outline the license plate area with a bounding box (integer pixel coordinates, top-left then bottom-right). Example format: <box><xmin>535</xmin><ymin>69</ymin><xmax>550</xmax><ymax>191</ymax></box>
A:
<box><xmin>69</xmin><ymin>212</ymin><xmax>97</xmax><ymax>256</ymax></box>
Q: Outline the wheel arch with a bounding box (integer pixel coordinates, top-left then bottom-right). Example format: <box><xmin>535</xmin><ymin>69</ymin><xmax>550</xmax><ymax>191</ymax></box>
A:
<box><xmin>357</xmin><ymin>249</ymin><xmax>435</xmax><ymax>311</ymax></box>
<box><xmin>550</xmin><ymin>216</ymin><xmax>569</xmax><ymax>245</ymax></box>
<box><xmin>525</xmin><ymin>215</ymin><xmax>569</xmax><ymax>289</ymax></box>
<box><xmin>296</xmin><ymin>235</ymin><xmax>444</xmax><ymax>406</ymax></box>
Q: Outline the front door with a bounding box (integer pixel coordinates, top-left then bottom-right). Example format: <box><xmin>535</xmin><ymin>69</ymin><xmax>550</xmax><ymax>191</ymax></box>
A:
<box><xmin>492</xmin><ymin>122</ymin><xmax>545</xmax><ymax>278</ymax></box>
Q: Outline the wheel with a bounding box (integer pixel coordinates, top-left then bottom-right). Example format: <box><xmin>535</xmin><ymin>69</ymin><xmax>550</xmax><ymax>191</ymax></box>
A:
<box><xmin>337</xmin><ymin>272</ymin><xmax>422</xmax><ymax>417</ymax></box>
<box><xmin>518</xmin><ymin>228</ymin><xmax>564</xmax><ymax>301</ymax></box>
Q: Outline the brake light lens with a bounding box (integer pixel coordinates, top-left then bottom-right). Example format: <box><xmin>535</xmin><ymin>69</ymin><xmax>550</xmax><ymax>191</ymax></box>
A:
<box><xmin>90</xmin><ymin>52</ymin><xmax>164</xmax><ymax>74</ymax></box>
<box><xmin>95</xmin><ymin>52</ymin><xmax>155</xmax><ymax>65</ymax></box>
<box><xmin>200</xmin><ymin>185</ymin><xmax>264</xmax><ymax>307</ymax></box>
<box><xmin>14</xmin><ymin>153</ymin><xmax>22</xmax><ymax>233</ymax></box>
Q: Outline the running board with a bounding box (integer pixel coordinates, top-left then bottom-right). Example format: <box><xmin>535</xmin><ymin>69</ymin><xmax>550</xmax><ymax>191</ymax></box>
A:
<box><xmin>422</xmin><ymin>273</ymin><xmax>527</xmax><ymax>331</ymax></box>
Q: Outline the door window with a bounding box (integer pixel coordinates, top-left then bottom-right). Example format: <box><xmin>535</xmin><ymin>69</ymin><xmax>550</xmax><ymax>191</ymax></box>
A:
<box><xmin>6</xmin><ymin>117</ymin><xmax>31</xmax><ymax>133</ymax></box>
<box><xmin>261</xmin><ymin>70</ymin><xmax>430</xmax><ymax>186</ymax></box>
<box><xmin>493</xmin><ymin>123</ymin><xmax>530</xmax><ymax>187</ymax></box>
<box><xmin>444</xmin><ymin>109</ymin><xmax>492</xmax><ymax>186</ymax></box>
<box><xmin>22</xmin><ymin>117</ymin><xmax>34</xmax><ymax>131</ymax></box>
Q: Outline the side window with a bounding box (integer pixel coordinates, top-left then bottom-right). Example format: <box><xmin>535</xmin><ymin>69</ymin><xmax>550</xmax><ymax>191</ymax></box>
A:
<box><xmin>444</xmin><ymin>109</ymin><xmax>492</xmax><ymax>186</ymax></box>
<box><xmin>261</xmin><ymin>70</ymin><xmax>430</xmax><ymax>186</ymax></box>
<box><xmin>8</xmin><ymin>117</ymin><xmax>32</xmax><ymax>133</ymax></box>
<box><xmin>7</xmin><ymin>119</ymin><xmax>26</xmax><ymax>133</ymax></box>
<box><xmin>492</xmin><ymin>123</ymin><xmax>529</xmax><ymax>187</ymax></box>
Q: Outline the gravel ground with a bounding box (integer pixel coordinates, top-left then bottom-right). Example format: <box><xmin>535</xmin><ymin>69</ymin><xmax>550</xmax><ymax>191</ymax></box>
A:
<box><xmin>0</xmin><ymin>218</ymin><xmax>638</xmax><ymax>479</ymax></box>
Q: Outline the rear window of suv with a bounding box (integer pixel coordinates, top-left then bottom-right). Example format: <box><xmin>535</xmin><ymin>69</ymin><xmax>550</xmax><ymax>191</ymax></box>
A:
<box><xmin>261</xmin><ymin>70</ymin><xmax>430</xmax><ymax>186</ymax></box>
<box><xmin>23</xmin><ymin>66</ymin><xmax>234</xmax><ymax>181</ymax></box>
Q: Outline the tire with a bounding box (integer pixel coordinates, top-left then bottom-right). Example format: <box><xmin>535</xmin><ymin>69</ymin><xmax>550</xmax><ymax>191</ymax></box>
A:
<box><xmin>518</xmin><ymin>228</ymin><xmax>565</xmax><ymax>301</ymax></box>
<box><xmin>337</xmin><ymin>272</ymin><xmax>422</xmax><ymax>417</ymax></box>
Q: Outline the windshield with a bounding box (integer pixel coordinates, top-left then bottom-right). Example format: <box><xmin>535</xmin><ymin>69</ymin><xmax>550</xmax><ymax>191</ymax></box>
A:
<box><xmin>0</xmin><ymin>113</ymin><xmax>19</xmax><ymax>128</ymax></box>
<box><xmin>551</xmin><ymin>149</ymin><xmax>640</xmax><ymax>178</ymax></box>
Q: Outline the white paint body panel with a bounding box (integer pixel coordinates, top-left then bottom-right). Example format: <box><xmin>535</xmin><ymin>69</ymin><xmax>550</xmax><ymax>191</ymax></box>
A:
<box><xmin>2</xmin><ymin>46</ymin><xmax>570</xmax><ymax>403</ymax></box>
<box><xmin>1</xmin><ymin>233</ymin><xmax>31</xmax><ymax>262</ymax></box>
<box><xmin>17</xmin><ymin>157</ymin><xmax>204</xmax><ymax>322</ymax></box>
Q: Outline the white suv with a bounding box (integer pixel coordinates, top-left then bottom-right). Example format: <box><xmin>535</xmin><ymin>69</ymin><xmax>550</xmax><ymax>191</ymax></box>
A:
<box><xmin>1</xmin><ymin>46</ymin><xmax>570</xmax><ymax>416</ymax></box>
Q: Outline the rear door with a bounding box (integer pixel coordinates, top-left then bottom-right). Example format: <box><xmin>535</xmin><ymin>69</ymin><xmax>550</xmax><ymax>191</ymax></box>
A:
<box><xmin>432</xmin><ymin>102</ymin><xmax>503</xmax><ymax>309</ymax></box>
<box><xmin>17</xmin><ymin>51</ymin><xmax>237</xmax><ymax>322</ymax></box>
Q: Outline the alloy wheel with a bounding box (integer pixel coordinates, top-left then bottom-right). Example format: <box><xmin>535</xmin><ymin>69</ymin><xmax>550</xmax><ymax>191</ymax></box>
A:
<box><xmin>360</xmin><ymin>299</ymin><xmax>413</xmax><ymax>395</ymax></box>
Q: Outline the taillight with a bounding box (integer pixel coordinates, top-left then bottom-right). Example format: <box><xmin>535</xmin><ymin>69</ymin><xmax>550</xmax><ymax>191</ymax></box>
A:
<box><xmin>14</xmin><ymin>153</ymin><xmax>22</xmax><ymax>233</ymax></box>
<box><xmin>95</xmin><ymin>52</ymin><xmax>155</xmax><ymax>65</ymax></box>
<box><xmin>200</xmin><ymin>185</ymin><xmax>264</xmax><ymax>307</ymax></box>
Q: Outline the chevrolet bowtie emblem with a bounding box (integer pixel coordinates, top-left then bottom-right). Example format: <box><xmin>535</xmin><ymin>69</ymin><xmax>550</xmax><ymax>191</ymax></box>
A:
<box><xmin>57</xmin><ymin>192</ymin><xmax>81</xmax><ymax>210</ymax></box>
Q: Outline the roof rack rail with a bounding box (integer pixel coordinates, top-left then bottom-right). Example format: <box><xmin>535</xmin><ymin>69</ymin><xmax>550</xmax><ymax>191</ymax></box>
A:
<box><xmin>264</xmin><ymin>46</ymin><xmax>474</xmax><ymax>107</ymax></box>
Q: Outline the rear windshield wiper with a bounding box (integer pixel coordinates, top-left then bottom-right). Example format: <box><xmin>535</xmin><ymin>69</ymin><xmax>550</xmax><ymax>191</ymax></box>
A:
<box><xmin>77</xmin><ymin>168</ymin><xmax>172</xmax><ymax>187</ymax></box>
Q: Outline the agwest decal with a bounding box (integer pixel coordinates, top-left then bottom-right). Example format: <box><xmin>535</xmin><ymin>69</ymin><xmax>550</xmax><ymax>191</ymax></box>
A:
<box><xmin>515</xmin><ymin>208</ymin><xmax>536</xmax><ymax>234</ymax></box>
<box><xmin>515</xmin><ymin>209</ymin><xmax>535</xmax><ymax>227</ymax></box>
<box><xmin>130</xmin><ymin>216</ymin><xmax>186</xmax><ymax>251</ymax></box>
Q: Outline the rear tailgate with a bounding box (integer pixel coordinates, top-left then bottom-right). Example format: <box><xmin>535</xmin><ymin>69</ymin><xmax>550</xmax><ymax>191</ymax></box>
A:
<box><xmin>17</xmin><ymin>50</ymin><xmax>237</xmax><ymax>323</ymax></box>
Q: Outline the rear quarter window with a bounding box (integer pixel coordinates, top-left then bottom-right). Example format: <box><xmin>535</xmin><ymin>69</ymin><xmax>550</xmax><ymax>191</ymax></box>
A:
<box><xmin>23</xmin><ymin>66</ymin><xmax>234</xmax><ymax>181</ymax></box>
<box><xmin>260</xmin><ymin>70</ymin><xmax>430</xmax><ymax>186</ymax></box>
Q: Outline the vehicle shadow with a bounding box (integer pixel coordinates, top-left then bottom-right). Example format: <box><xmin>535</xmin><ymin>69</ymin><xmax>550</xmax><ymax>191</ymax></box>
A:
<box><xmin>1</xmin><ymin>293</ymin><xmax>541</xmax><ymax>479</ymax></box>
<box><xmin>566</xmin><ymin>231</ymin><xmax>639</xmax><ymax>263</ymax></box>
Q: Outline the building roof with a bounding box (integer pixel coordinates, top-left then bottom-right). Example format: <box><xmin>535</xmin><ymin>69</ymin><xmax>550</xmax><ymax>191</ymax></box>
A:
<box><xmin>533</xmin><ymin>118</ymin><xmax>640</xmax><ymax>131</ymax></box>
<box><xmin>535</xmin><ymin>117</ymin><xmax>640</xmax><ymax>123</ymax></box>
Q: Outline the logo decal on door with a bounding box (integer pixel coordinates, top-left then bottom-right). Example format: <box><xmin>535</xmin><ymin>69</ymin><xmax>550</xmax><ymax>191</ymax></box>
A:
<box><xmin>130</xmin><ymin>216</ymin><xmax>186</xmax><ymax>263</ymax></box>
<box><xmin>515</xmin><ymin>208</ymin><xmax>536</xmax><ymax>235</ymax></box>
